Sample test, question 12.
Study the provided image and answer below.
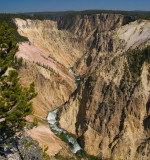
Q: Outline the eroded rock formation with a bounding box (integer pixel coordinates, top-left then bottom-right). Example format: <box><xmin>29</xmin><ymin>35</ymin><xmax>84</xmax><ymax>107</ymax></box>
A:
<box><xmin>58</xmin><ymin>19</ymin><xmax>150</xmax><ymax>159</ymax></box>
<box><xmin>13</xmin><ymin>14</ymin><xmax>150</xmax><ymax>159</ymax></box>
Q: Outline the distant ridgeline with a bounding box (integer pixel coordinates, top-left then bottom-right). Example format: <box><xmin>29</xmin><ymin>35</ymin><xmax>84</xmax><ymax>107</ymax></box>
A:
<box><xmin>0</xmin><ymin>14</ymin><xmax>46</xmax><ymax>42</ymax></box>
<box><xmin>25</xmin><ymin>10</ymin><xmax>150</xmax><ymax>20</ymax></box>
<box><xmin>1</xmin><ymin>10</ymin><xmax>150</xmax><ymax>42</ymax></box>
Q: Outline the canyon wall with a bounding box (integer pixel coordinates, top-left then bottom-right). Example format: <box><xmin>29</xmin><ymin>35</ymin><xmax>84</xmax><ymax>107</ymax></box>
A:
<box><xmin>14</xmin><ymin>18</ymin><xmax>86</xmax><ymax>158</ymax></box>
<box><xmin>14</xmin><ymin>18</ymin><xmax>86</xmax><ymax>118</ymax></box>
<box><xmin>58</xmin><ymin>19</ymin><xmax>150</xmax><ymax>159</ymax></box>
<box><xmin>14</xmin><ymin>15</ymin><xmax>150</xmax><ymax>159</ymax></box>
<box><xmin>14</xmin><ymin>13</ymin><xmax>134</xmax><ymax>118</ymax></box>
<box><xmin>15</xmin><ymin>18</ymin><xmax>86</xmax><ymax>68</ymax></box>
<box><xmin>54</xmin><ymin>13</ymin><xmax>135</xmax><ymax>39</ymax></box>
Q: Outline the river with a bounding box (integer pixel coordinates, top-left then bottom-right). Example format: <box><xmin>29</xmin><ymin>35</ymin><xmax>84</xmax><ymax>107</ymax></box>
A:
<box><xmin>47</xmin><ymin>68</ymin><xmax>82</xmax><ymax>154</ymax></box>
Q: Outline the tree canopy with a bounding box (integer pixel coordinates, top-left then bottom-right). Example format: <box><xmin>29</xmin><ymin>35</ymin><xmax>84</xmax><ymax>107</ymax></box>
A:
<box><xmin>0</xmin><ymin>21</ymin><xmax>37</xmax><ymax>139</ymax></box>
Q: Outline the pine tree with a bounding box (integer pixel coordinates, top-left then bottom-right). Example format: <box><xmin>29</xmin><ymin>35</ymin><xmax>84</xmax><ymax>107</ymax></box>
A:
<box><xmin>0</xmin><ymin>22</ymin><xmax>37</xmax><ymax>142</ymax></box>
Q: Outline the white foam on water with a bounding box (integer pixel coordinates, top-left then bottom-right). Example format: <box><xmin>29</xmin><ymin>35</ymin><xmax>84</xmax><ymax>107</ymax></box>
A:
<box><xmin>70</xmin><ymin>142</ymin><xmax>82</xmax><ymax>153</ymax></box>
<box><xmin>47</xmin><ymin>67</ymin><xmax>82</xmax><ymax>153</ymax></box>
<box><xmin>69</xmin><ymin>68</ymin><xmax>79</xmax><ymax>77</ymax></box>
<box><xmin>47</xmin><ymin>108</ymin><xmax>82</xmax><ymax>153</ymax></box>
<box><xmin>66</xmin><ymin>135</ymin><xmax>82</xmax><ymax>153</ymax></box>
<box><xmin>47</xmin><ymin>109</ymin><xmax>65</xmax><ymax>134</ymax></box>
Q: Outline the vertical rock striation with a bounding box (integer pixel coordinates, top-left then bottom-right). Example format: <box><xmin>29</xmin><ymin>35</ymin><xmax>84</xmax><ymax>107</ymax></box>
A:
<box><xmin>58</xmin><ymin>19</ymin><xmax>150</xmax><ymax>159</ymax></box>
<box><xmin>13</xmin><ymin>14</ymin><xmax>150</xmax><ymax>159</ymax></box>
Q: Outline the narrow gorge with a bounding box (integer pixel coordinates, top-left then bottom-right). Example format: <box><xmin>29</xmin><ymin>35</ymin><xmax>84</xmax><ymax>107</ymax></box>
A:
<box><xmin>12</xmin><ymin>13</ymin><xmax>150</xmax><ymax>159</ymax></box>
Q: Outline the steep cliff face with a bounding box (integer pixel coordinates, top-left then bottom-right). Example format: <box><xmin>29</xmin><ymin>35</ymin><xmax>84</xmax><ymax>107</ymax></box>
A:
<box><xmin>57</xmin><ymin>14</ymin><xmax>135</xmax><ymax>39</ymax></box>
<box><xmin>15</xmin><ymin>58</ymin><xmax>76</xmax><ymax>158</ymax></box>
<box><xmin>14</xmin><ymin>18</ymin><xmax>83</xmax><ymax>118</ymax></box>
<box><xmin>14</xmin><ymin>15</ymin><xmax>135</xmax><ymax>118</ymax></box>
<box><xmin>54</xmin><ymin>14</ymin><xmax>135</xmax><ymax>55</ymax></box>
<box><xmin>15</xmin><ymin>18</ymin><xmax>86</xmax><ymax>68</ymax></box>
<box><xmin>14</xmin><ymin>15</ymin><xmax>150</xmax><ymax>159</ymax></box>
<box><xmin>59</xmin><ymin>48</ymin><xmax>150</xmax><ymax>159</ymax></box>
<box><xmin>58</xmin><ymin>19</ymin><xmax>150</xmax><ymax>159</ymax></box>
<box><xmin>74</xmin><ymin>20</ymin><xmax>150</xmax><ymax>75</ymax></box>
<box><xmin>14</xmin><ymin>19</ymin><xmax>84</xmax><ymax>158</ymax></box>
<box><xmin>18</xmin><ymin>59</ymin><xmax>74</xmax><ymax>118</ymax></box>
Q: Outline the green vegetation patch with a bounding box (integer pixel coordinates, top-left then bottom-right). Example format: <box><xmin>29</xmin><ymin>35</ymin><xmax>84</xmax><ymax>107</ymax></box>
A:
<box><xmin>38</xmin><ymin>146</ymin><xmax>50</xmax><ymax>160</ymax></box>
<box><xmin>55</xmin><ymin>155</ymin><xmax>70</xmax><ymax>160</ymax></box>
<box><xmin>26</xmin><ymin>10</ymin><xmax>150</xmax><ymax>20</ymax></box>
<box><xmin>76</xmin><ymin>150</ymin><xmax>100</xmax><ymax>160</ymax></box>
<box><xmin>126</xmin><ymin>46</ymin><xmax>150</xmax><ymax>76</ymax></box>
<box><xmin>0</xmin><ymin>14</ymin><xmax>46</xmax><ymax>42</ymax></box>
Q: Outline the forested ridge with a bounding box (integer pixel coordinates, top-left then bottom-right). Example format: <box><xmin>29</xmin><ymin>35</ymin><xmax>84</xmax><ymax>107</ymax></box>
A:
<box><xmin>0</xmin><ymin>10</ymin><xmax>150</xmax><ymax>42</ymax></box>
<box><xmin>0</xmin><ymin>21</ymin><xmax>39</xmax><ymax>159</ymax></box>
<box><xmin>26</xmin><ymin>10</ymin><xmax>150</xmax><ymax>20</ymax></box>
<box><xmin>0</xmin><ymin>14</ymin><xmax>45</xmax><ymax>42</ymax></box>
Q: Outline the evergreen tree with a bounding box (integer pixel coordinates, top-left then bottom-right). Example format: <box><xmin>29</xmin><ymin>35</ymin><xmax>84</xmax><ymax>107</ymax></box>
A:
<box><xmin>0</xmin><ymin>22</ymin><xmax>37</xmax><ymax>145</ymax></box>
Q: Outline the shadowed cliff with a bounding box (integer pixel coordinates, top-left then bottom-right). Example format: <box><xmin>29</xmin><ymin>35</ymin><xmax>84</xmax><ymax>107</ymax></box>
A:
<box><xmin>13</xmin><ymin>14</ymin><xmax>150</xmax><ymax>159</ymax></box>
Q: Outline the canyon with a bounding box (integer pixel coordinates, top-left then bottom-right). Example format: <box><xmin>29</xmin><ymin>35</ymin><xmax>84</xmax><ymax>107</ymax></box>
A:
<box><xmin>14</xmin><ymin>13</ymin><xmax>150</xmax><ymax>159</ymax></box>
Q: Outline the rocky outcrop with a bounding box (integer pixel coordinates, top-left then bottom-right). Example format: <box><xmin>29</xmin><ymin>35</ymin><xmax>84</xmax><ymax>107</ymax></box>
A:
<box><xmin>74</xmin><ymin>19</ymin><xmax>150</xmax><ymax>75</ymax></box>
<box><xmin>26</xmin><ymin>118</ymin><xmax>77</xmax><ymax>159</ymax></box>
<box><xmin>58</xmin><ymin>20</ymin><xmax>150</xmax><ymax>159</ymax></box>
<box><xmin>14</xmin><ymin>18</ymin><xmax>86</xmax><ymax>68</ymax></box>
<box><xmin>17</xmin><ymin>59</ymin><xmax>74</xmax><ymax>118</ymax></box>
<box><xmin>56</xmin><ymin>13</ymin><xmax>135</xmax><ymax>39</ymax></box>
<box><xmin>14</xmin><ymin>15</ymin><xmax>137</xmax><ymax>118</ymax></box>
<box><xmin>54</xmin><ymin>13</ymin><xmax>135</xmax><ymax>57</ymax></box>
<box><xmin>14</xmin><ymin>18</ymin><xmax>88</xmax><ymax>159</ymax></box>
<box><xmin>59</xmin><ymin>49</ymin><xmax>150</xmax><ymax>159</ymax></box>
<box><xmin>14</xmin><ymin>17</ymin><xmax>88</xmax><ymax>117</ymax></box>
<box><xmin>13</xmin><ymin>15</ymin><xmax>150</xmax><ymax>159</ymax></box>
<box><xmin>0</xmin><ymin>136</ymin><xmax>44</xmax><ymax>160</ymax></box>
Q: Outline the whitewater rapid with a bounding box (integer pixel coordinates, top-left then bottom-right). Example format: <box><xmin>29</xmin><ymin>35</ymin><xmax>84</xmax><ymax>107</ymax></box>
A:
<box><xmin>47</xmin><ymin>68</ymin><xmax>82</xmax><ymax>154</ymax></box>
<box><xmin>47</xmin><ymin>109</ymin><xmax>82</xmax><ymax>153</ymax></box>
